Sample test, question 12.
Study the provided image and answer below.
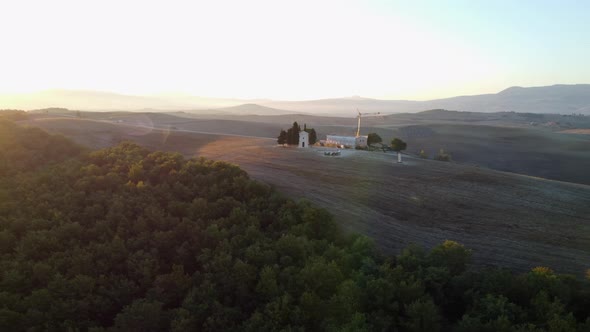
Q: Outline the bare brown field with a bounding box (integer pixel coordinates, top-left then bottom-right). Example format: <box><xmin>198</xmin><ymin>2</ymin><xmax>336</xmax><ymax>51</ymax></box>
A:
<box><xmin>195</xmin><ymin>138</ymin><xmax>590</xmax><ymax>276</ymax></box>
<box><xmin>560</xmin><ymin>129</ymin><xmax>590</xmax><ymax>135</ymax></box>
<box><xmin>48</xmin><ymin>111</ymin><xmax>590</xmax><ymax>185</ymax></box>
<box><xmin>25</xmin><ymin>117</ymin><xmax>590</xmax><ymax>276</ymax></box>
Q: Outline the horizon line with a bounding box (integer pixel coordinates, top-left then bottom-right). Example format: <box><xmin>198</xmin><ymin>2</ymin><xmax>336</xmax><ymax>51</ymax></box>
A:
<box><xmin>2</xmin><ymin>83</ymin><xmax>589</xmax><ymax>103</ymax></box>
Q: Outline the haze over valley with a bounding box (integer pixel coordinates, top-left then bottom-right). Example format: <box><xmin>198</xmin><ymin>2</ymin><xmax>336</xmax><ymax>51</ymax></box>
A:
<box><xmin>3</xmin><ymin>84</ymin><xmax>590</xmax><ymax>115</ymax></box>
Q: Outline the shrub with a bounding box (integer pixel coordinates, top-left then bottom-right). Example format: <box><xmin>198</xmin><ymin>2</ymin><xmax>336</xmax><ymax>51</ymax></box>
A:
<box><xmin>435</xmin><ymin>149</ymin><xmax>451</xmax><ymax>161</ymax></box>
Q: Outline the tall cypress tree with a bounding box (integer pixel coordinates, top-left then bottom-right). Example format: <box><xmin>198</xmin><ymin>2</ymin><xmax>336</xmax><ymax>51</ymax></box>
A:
<box><xmin>277</xmin><ymin>130</ymin><xmax>287</xmax><ymax>145</ymax></box>
<box><xmin>286</xmin><ymin>122</ymin><xmax>300</xmax><ymax>145</ymax></box>
<box><xmin>308</xmin><ymin>128</ymin><xmax>317</xmax><ymax>145</ymax></box>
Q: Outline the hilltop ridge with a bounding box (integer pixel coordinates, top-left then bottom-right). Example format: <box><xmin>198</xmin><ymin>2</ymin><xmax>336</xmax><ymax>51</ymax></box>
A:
<box><xmin>1</xmin><ymin>84</ymin><xmax>589</xmax><ymax>115</ymax></box>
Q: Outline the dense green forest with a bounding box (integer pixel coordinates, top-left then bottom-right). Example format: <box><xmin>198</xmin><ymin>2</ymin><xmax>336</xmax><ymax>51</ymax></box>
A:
<box><xmin>0</xmin><ymin>116</ymin><xmax>589</xmax><ymax>331</ymax></box>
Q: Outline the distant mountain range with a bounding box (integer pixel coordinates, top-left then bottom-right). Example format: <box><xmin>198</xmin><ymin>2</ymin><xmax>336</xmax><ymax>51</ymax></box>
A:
<box><xmin>1</xmin><ymin>84</ymin><xmax>589</xmax><ymax>115</ymax></box>
<box><xmin>212</xmin><ymin>103</ymin><xmax>300</xmax><ymax>116</ymax></box>
<box><xmin>0</xmin><ymin>90</ymin><xmax>251</xmax><ymax>112</ymax></box>
<box><xmin>260</xmin><ymin>85</ymin><xmax>590</xmax><ymax>115</ymax></box>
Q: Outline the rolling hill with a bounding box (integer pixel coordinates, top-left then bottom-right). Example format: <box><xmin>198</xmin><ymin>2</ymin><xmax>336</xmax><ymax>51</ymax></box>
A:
<box><xmin>211</xmin><ymin>103</ymin><xmax>304</xmax><ymax>115</ymax></box>
<box><xmin>261</xmin><ymin>84</ymin><xmax>590</xmax><ymax>115</ymax></box>
<box><xmin>17</xmin><ymin>116</ymin><xmax>590</xmax><ymax>276</ymax></box>
<box><xmin>0</xmin><ymin>89</ymin><xmax>262</xmax><ymax>111</ymax></box>
<box><xmin>2</xmin><ymin>84</ymin><xmax>589</xmax><ymax>115</ymax></box>
<box><xmin>23</xmin><ymin>109</ymin><xmax>590</xmax><ymax>185</ymax></box>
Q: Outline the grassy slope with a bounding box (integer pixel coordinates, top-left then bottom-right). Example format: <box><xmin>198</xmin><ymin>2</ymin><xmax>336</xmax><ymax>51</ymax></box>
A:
<box><xmin>195</xmin><ymin>138</ymin><xmax>590</xmax><ymax>276</ymax></box>
<box><xmin>23</xmin><ymin>117</ymin><xmax>590</xmax><ymax>276</ymax></box>
<box><xmin>307</xmin><ymin>122</ymin><xmax>590</xmax><ymax>185</ymax></box>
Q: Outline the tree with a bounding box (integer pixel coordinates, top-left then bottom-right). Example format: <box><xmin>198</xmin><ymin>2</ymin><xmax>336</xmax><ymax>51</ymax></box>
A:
<box><xmin>419</xmin><ymin>149</ymin><xmax>428</xmax><ymax>159</ymax></box>
<box><xmin>277</xmin><ymin>130</ymin><xmax>287</xmax><ymax>145</ymax></box>
<box><xmin>390</xmin><ymin>138</ymin><xmax>407</xmax><ymax>163</ymax></box>
<box><xmin>114</xmin><ymin>299</ymin><xmax>167</xmax><ymax>331</ymax></box>
<box><xmin>286</xmin><ymin>122</ymin><xmax>301</xmax><ymax>145</ymax></box>
<box><xmin>278</xmin><ymin>122</ymin><xmax>303</xmax><ymax>146</ymax></box>
<box><xmin>308</xmin><ymin>128</ymin><xmax>317</xmax><ymax>145</ymax></box>
<box><xmin>390</xmin><ymin>138</ymin><xmax>407</xmax><ymax>152</ymax></box>
<box><xmin>3</xmin><ymin>121</ymin><xmax>590</xmax><ymax>331</ymax></box>
<box><xmin>277</xmin><ymin>123</ymin><xmax>317</xmax><ymax>146</ymax></box>
<box><xmin>403</xmin><ymin>298</ymin><xmax>441</xmax><ymax>332</ymax></box>
<box><xmin>367</xmin><ymin>133</ymin><xmax>382</xmax><ymax>146</ymax></box>
<box><xmin>428</xmin><ymin>240</ymin><xmax>471</xmax><ymax>276</ymax></box>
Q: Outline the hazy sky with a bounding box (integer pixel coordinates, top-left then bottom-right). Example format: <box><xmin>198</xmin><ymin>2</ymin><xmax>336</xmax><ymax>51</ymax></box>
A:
<box><xmin>1</xmin><ymin>0</ymin><xmax>588</xmax><ymax>100</ymax></box>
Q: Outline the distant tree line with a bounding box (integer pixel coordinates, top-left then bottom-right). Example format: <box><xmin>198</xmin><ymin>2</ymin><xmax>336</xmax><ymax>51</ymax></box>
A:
<box><xmin>0</xmin><ymin>119</ymin><xmax>589</xmax><ymax>331</ymax></box>
<box><xmin>364</xmin><ymin>131</ymin><xmax>455</xmax><ymax>162</ymax></box>
<box><xmin>365</xmin><ymin>133</ymin><xmax>454</xmax><ymax>163</ymax></box>
<box><xmin>0</xmin><ymin>110</ymin><xmax>28</xmax><ymax>122</ymax></box>
<box><xmin>277</xmin><ymin>122</ymin><xmax>317</xmax><ymax>145</ymax></box>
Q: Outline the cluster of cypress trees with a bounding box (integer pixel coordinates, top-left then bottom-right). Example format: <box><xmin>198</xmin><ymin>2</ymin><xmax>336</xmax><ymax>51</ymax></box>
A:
<box><xmin>277</xmin><ymin>122</ymin><xmax>317</xmax><ymax>146</ymax></box>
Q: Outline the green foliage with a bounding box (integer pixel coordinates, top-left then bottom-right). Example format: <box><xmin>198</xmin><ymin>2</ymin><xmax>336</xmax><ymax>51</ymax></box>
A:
<box><xmin>287</xmin><ymin>121</ymin><xmax>301</xmax><ymax>145</ymax></box>
<box><xmin>0</xmin><ymin>110</ymin><xmax>28</xmax><ymax>121</ymax></box>
<box><xmin>0</xmin><ymin>120</ymin><xmax>84</xmax><ymax>176</ymax></box>
<box><xmin>114</xmin><ymin>299</ymin><xmax>167</xmax><ymax>331</ymax></box>
<box><xmin>367</xmin><ymin>133</ymin><xmax>382</xmax><ymax>146</ymax></box>
<box><xmin>390</xmin><ymin>137</ymin><xmax>407</xmax><ymax>152</ymax></box>
<box><xmin>429</xmin><ymin>240</ymin><xmax>472</xmax><ymax>276</ymax></box>
<box><xmin>277</xmin><ymin>129</ymin><xmax>287</xmax><ymax>145</ymax></box>
<box><xmin>0</xmin><ymin>122</ymin><xmax>588</xmax><ymax>331</ymax></box>
<box><xmin>403</xmin><ymin>298</ymin><xmax>441</xmax><ymax>332</ymax></box>
<box><xmin>278</xmin><ymin>123</ymin><xmax>317</xmax><ymax>145</ymax></box>
<box><xmin>306</xmin><ymin>127</ymin><xmax>318</xmax><ymax>145</ymax></box>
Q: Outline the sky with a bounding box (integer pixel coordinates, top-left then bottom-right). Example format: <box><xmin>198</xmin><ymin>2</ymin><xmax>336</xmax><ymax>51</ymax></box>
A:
<box><xmin>0</xmin><ymin>0</ymin><xmax>588</xmax><ymax>100</ymax></box>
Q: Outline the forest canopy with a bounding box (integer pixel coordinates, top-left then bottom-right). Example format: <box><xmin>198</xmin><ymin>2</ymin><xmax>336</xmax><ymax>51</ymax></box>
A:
<box><xmin>0</xmin><ymin>119</ymin><xmax>588</xmax><ymax>331</ymax></box>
